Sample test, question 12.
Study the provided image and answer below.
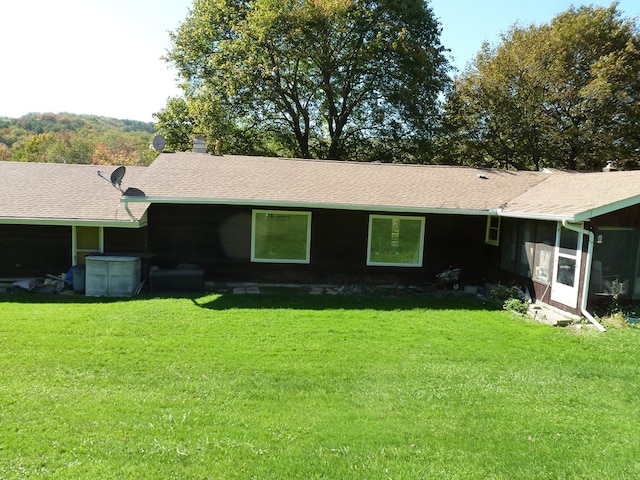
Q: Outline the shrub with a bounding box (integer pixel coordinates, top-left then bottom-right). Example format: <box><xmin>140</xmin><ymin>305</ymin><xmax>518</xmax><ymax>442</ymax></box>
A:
<box><xmin>503</xmin><ymin>297</ymin><xmax>529</xmax><ymax>315</ymax></box>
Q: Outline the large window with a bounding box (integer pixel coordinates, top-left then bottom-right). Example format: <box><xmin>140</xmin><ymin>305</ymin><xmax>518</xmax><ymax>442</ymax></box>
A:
<box><xmin>251</xmin><ymin>210</ymin><xmax>311</xmax><ymax>263</ymax></box>
<box><xmin>367</xmin><ymin>215</ymin><xmax>425</xmax><ymax>267</ymax></box>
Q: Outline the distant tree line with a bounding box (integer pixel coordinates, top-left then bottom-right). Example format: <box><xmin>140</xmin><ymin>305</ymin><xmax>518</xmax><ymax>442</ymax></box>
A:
<box><xmin>0</xmin><ymin>113</ymin><xmax>158</xmax><ymax>165</ymax></box>
<box><xmin>4</xmin><ymin>3</ymin><xmax>639</xmax><ymax>172</ymax></box>
<box><xmin>155</xmin><ymin>1</ymin><xmax>640</xmax><ymax>171</ymax></box>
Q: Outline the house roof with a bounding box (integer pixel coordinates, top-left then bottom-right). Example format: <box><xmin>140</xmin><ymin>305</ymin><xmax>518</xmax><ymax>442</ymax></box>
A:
<box><xmin>131</xmin><ymin>153</ymin><xmax>548</xmax><ymax>215</ymax></box>
<box><xmin>2</xmin><ymin>153</ymin><xmax>640</xmax><ymax>225</ymax></box>
<box><xmin>501</xmin><ymin>170</ymin><xmax>640</xmax><ymax>221</ymax></box>
<box><xmin>0</xmin><ymin>161</ymin><xmax>148</xmax><ymax>226</ymax></box>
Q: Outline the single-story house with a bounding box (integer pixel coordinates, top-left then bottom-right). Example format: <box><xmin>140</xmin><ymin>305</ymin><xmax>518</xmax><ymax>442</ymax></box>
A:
<box><xmin>2</xmin><ymin>152</ymin><xmax>640</xmax><ymax>330</ymax></box>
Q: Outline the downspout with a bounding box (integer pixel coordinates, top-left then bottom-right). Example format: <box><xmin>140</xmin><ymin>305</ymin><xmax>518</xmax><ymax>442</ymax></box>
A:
<box><xmin>123</xmin><ymin>199</ymin><xmax>138</xmax><ymax>223</ymax></box>
<box><xmin>561</xmin><ymin>220</ymin><xmax>606</xmax><ymax>332</ymax></box>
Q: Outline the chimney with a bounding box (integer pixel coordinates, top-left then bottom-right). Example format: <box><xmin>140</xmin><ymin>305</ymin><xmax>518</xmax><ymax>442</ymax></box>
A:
<box><xmin>192</xmin><ymin>135</ymin><xmax>207</xmax><ymax>154</ymax></box>
<box><xmin>602</xmin><ymin>160</ymin><xmax>618</xmax><ymax>172</ymax></box>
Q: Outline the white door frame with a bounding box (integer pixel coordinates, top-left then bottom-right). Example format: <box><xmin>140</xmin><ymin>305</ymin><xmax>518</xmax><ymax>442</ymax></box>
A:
<box><xmin>551</xmin><ymin>222</ymin><xmax>583</xmax><ymax>309</ymax></box>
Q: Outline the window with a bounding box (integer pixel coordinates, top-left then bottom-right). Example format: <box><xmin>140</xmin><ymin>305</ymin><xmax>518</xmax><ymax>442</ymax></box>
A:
<box><xmin>500</xmin><ymin>219</ymin><xmax>556</xmax><ymax>284</ymax></box>
<box><xmin>591</xmin><ymin>227</ymin><xmax>636</xmax><ymax>297</ymax></box>
<box><xmin>251</xmin><ymin>210</ymin><xmax>311</xmax><ymax>263</ymax></box>
<box><xmin>367</xmin><ymin>215</ymin><xmax>425</xmax><ymax>267</ymax></box>
<box><xmin>485</xmin><ymin>216</ymin><xmax>501</xmax><ymax>245</ymax></box>
<box><xmin>532</xmin><ymin>223</ymin><xmax>555</xmax><ymax>284</ymax></box>
<box><xmin>73</xmin><ymin>226</ymin><xmax>103</xmax><ymax>265</ymax></box>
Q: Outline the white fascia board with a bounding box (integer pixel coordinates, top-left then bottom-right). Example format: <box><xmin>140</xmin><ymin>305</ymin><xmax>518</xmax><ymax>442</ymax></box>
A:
<box><xmin>0</xmin><ymin>217</ymin><xmax>143</xmax><ymax>228</ymax></box>
<box><xmin>121</xmin><ymin>196</ymin><xmax>493</xmax><ymax>216</ymax></box>
<box><xmin>496</xmin><ymin>211</ymin><xmax>575</xmax><ymax>222</ymax></box>
<box><xmin>573</xmin><ymin>194</ymin><xmax>640</xmax><ymax>222</ymax></box>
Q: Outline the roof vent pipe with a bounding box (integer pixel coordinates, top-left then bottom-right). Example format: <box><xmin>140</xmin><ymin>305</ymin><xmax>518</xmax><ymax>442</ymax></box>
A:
<box><xmin>192</xmin><ymin>135</ymin><xmax>207</xmax><ymax>154</ymax></box>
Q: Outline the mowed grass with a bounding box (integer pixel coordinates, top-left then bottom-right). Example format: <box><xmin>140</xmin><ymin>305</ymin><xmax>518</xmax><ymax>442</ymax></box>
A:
<box><xmin>1</xmin><ymin>293</ymin><xmax>639</xmax><ymax>479</ymax></box>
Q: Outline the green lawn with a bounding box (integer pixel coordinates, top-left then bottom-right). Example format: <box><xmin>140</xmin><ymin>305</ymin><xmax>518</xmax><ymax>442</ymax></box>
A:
<box><xmin>1</xmin><ymin>293</ymin><xmax>639</xmax><ymax>479</ymax></box>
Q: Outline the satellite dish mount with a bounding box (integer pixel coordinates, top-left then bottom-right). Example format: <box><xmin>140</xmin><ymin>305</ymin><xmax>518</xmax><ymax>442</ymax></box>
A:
<box><xmin>98</xmin><ymin>166</ymin><xmax>126</xmax><ymax>193</ymax></box>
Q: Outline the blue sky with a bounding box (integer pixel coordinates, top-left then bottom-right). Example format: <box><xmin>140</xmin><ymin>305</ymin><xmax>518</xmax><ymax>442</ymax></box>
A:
<box><xmin>1</xmin><ymin>0</ymin><xmax>638</xmax><ymax>123</ymax></box>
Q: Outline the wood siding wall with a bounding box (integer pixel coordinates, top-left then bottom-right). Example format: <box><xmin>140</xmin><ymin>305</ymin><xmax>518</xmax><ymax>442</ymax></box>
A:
<box><xmin>147</xmin><ymin>204</ymin><xmax>494</xmax><ymax>286</ymax></box>
<box><xmin>0</xmin><ymin>224</ymin><xmax>71</xmax><ymax>277</ymax></box>
<box><xmin>0</xmin><ymin>224</ymin><xmax>148</xmax><ymax>278</ymax></box>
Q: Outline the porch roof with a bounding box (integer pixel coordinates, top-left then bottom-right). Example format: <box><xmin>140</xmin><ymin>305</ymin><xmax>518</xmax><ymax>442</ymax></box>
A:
<box><xmin>0</xmin><ymin>161</ymin><xmax>148</xmax><ymax>226</ymax></box>
<box><xmin>128</xmin><ymin>153</ymin><xmax>548</xmax><ymax>215</ymax></box>
<box><xmin>500</xmin><ymin>169</ymin><xmax>640</xmax><ymax>221</ymax></box>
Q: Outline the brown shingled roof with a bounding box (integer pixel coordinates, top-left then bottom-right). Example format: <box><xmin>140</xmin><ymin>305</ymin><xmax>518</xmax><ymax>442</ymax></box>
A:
<box><xmin>136</xmin><ymin>153</ymin><xmax>548</xmax><ymax>214</ymax></box>
<box><xmin>501</xmin><ymin>170</ymin><xmax>640</xmax><ymax>220</ymax></box>
<box><xmin>0</xmin><ymin>161</ymin><xmax>148</xmax><ymax>225</ymax></box>
<box><xmin>3</xmin><ymin>154</ymin><xmax>640</xmax><ymax>224</ymax></box>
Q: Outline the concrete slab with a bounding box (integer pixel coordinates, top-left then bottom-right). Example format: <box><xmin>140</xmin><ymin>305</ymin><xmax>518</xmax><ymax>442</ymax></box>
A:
<box><xmin>528</xmin><ymin>302</ymin><xmax>578</xmax><ymax>326</ymax></box>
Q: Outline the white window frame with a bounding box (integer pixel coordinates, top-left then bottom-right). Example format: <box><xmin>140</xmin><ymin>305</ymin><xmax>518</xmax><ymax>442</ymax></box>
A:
<box><xmin>72</xmin><ymin>225</ymin><xmax>104</xmax><ymax>265</ymax></box>
<box><xmin>485</xmin><ymin>216</ymin><xmax>501</xmax><ymax>246</ymax></box>
<box><xmin>366</xmin><ymin>214</ymin><xmax>426</xmax><ymax>267</ymax></box>
<box><xmin>251</xmin><ymin>210</ymin><xmax>312</xmax><ymax>264</ymax></box>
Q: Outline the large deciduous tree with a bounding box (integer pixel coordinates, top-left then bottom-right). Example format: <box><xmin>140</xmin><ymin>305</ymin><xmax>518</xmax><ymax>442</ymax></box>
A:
<box><xmin>160</xmin><ymin>0</ymin><xmax>450</xmax><ymax>161</ymax></box>
<box><xmin>438</xmin><ymin>3</ymin><xmax>640</xmax><ymax>171</ymax></box>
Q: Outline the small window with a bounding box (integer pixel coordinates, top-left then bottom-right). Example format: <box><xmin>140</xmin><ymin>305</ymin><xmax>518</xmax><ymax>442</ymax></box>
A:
<box><xmin>485</xmin><ymin>216</ymin><xmax>500</xmax><ymax>246</ymax></box>
<box><xmin>367</xmin><ymin>215</ymin><xmax>425</xmax><ymax>267</ymax></box>
<box><xmin>251</xmin><ymin>210</ymin><xmax>311</xmax><ymax>263</ymax></box>
<box><xmin>73</xmin><ymin>226</ymin><xmax>103</xmax><ymax>265</ymax></box>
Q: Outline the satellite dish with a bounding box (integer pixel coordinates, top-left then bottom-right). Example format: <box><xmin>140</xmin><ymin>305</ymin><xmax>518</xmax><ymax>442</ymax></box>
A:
<box><xmin>110</xmin><ymin>166</ymin><xmax>126</xmax><ymax>190</ymax></box>
<box><xmin>122</xmin><ymin>187</ymin><xmax>145</xmax><ymax>197</ymax></box>
<box><xmin>151</xmin><ymin>135</ymin><xmax>166</xmax><ymax>152</ymax></box>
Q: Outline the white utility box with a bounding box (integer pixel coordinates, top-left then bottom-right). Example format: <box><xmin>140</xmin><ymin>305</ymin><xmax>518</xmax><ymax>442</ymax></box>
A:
<box><xmin>85</xmin><ymin>256</ymin><xmax>141</xmax><ymax>297</ymax></box>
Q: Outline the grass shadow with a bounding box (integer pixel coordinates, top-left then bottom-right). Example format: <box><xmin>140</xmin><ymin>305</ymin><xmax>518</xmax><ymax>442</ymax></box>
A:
<box><xmin>195</xmin><ymin>291</ymin><xmax>490</xmax><ymax>311</ymax></box>
<box><xmin>0</xmin><ymin>288</ymin><xmax>493</xmax><ymax>312</ymax></box>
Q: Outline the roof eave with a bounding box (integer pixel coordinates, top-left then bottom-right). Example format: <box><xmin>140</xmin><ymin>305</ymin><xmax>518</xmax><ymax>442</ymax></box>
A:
<box><xmin>0</xmin><ymin>217</ymin><xmax>144</xmax><ymax>228</ymax></box>
<box><xmin>122</xmin><ymin>195</ymin><xmax>497</xmax><ymax>216</ymax></box>
<box><xmin>573</xmin><ymin>194</ymin><xmax>640</xmax><ymax>222</ymax></box>
<box><xmin>494</xmin><ymin>211</ymin><xmax>576</xmax><ymax>222</ymax></box>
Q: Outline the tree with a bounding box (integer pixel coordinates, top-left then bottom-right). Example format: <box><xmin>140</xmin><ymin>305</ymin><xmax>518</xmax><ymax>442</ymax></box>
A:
<box><xmin>161</xmin><ymin>0</ymin><xmax>450</xmax><ymax>161</ymax></box>
<box><xmin>2</xmin><ymin>113</ymin><xmax>157</xmax><ymax>165</ymax></box>
<box><xmin>439</xmin><ymin>3</ymin><xmax>640</xmax><ymax>171</ymax></box>
<box><xmin>153</xmin><ymin>97</ymin><xmax>195</xmax><ymax>152</ymax></box>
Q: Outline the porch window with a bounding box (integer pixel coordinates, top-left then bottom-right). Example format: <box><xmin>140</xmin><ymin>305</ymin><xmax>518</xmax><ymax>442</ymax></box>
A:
<box><xmin>500</xmin><ymin>219</ymin><xmax>556</xmax><ymax>284</ymax></box>
<box><xmin>367</xmin><ymin>215</ymin><xmax>425</xmax><ymax>267</ymax></box>
<box><xmin>73</xmin><ymin>226</ymin><xmax>103</xmax><ymax>265</ymax></box>
<box><xmin>532</xmin><ymin>222</ymin><xmax>555</xmax><ymax>284</ymax></box>
<box><xmin>485</xmin><ymin>216</ymin><xmax>500</xmax><ymax>246</ymax></box>
<box><xmin>591</xmin><ymin>228</ymin><xmax>636</xmax><ymax>297</ymax></box>
<box><xmin>251</xmin><ymin>210</ymin><xmax>311</xmax><ymax>263</ymax></box>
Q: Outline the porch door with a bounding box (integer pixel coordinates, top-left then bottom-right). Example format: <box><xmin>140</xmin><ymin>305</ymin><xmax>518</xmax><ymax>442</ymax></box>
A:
<box><xmin>550</xmin><ymin>223</ymin><xmax>583</xmax><ymax>309</ymax></box>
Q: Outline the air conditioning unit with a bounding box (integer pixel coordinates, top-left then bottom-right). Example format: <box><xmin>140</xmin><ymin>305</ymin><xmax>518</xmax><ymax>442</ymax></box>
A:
<box><xmin>85</xmin><ymin>256</ymin><xmax>141</xmax><ymax>297</ymax></box>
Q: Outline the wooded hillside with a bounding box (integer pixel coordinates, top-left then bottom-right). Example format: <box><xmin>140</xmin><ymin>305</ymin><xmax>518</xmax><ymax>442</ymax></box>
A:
<box><xmin>0</xmin><ymin>113</ymin><xmax>158</xmax><ymax>166</ymax></box>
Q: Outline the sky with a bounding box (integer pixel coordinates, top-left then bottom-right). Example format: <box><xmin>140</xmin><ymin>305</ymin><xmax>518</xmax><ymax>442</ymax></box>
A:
<box><xmin>1</xmin><ymin>0</ymin><xmax>638</xmax><ymax>123</ymax></box>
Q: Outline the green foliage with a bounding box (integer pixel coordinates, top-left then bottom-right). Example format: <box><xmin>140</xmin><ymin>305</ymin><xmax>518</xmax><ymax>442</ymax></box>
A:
<box><xmin>503</xmin><ymin>297</ymin><xmax>530</xmax><ymax>315</ymax></box>
<box><xmin>161</xmin><ymin>0</ymin><xmax>450</xmax><ymax>161</ymax></box>
<box><xmin>0</xmin><ymin>113</ymin><xmax>158</xmax><ymax>165</ymax></box>
<box><xmin>439</xmin><ymin>4</ymin><xmax>640</xmax><ymax>171</ymax></box>
<box><xmin>488</xmin><ymin>284</ymin><xmax>529</xmax><ymax>314</ymax></box>
<box><xmin>1</xmin><ymin>294</ymin><xmax>640</xmax><ymax>478</ymax></box>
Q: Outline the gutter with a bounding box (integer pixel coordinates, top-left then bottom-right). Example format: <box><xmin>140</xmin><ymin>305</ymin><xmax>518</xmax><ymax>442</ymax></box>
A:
<box><xmin>561</xmin><ymin>220</ymin><xmax>606</xmax><ymax>332</ymax></box>
<box><xmin>120</xmin><ymin>196</ymin><xmax>494</xmax><ymax>217</ymax></box>
<box><xmin>0</xmin><ymin>217</ymin><xmax>142</xmax><ymax>228</ymax></box>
